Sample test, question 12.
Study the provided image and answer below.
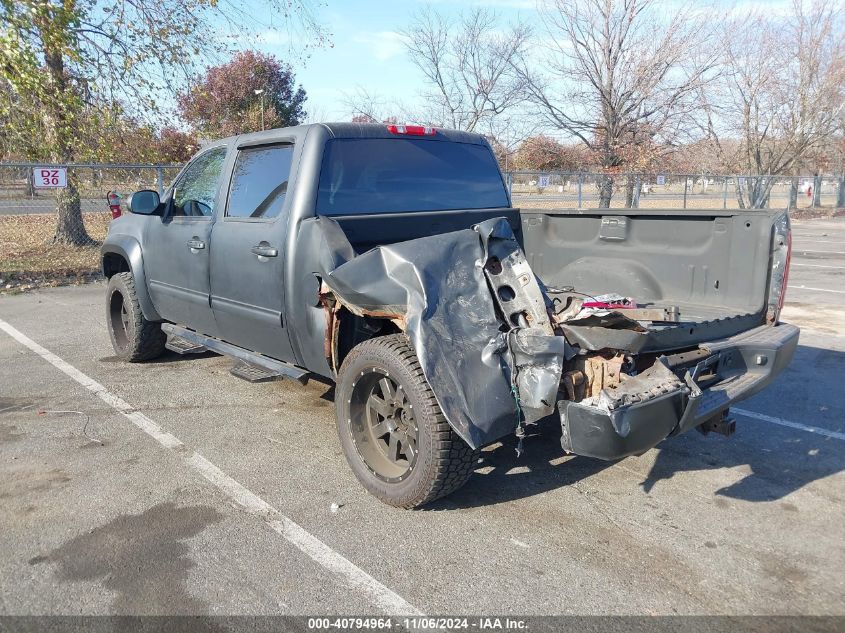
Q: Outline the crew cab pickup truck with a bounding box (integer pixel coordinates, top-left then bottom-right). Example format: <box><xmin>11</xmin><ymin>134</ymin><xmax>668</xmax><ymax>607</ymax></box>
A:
<box><xmin>101</xmin><ymin>123</ymin><xmax>798</xmax><ymax>508</ymax></box>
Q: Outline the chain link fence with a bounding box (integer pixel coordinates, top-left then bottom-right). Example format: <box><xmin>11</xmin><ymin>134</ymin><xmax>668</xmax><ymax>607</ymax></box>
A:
<box><xmin>1</xmin><ymin>163</ymin><xmax>843</xmax><ymax>292</ymax></box>
<box><xmin>506</xmin><ymin>171</ymin><xmax>845</xmax><ymax>210</ymax></box>
<box><xmin>0</xmin><ymin>163</ymin><xmax>181</xmax><ymax>292</ymax></box>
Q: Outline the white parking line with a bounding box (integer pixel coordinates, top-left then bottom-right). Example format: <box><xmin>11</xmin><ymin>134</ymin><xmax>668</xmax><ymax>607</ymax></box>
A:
<box><xmin>0</xmin><ymin>316</ymin><xmax>422</xmax><ymax>617</ymax></box>
<box><xmin>793</xmin><ymin>250</ymin><xmax>845</xmax><ymax>256</ymax></box>
<box><xmin>787</xmin><ymin>285</ymin><xmax>845</xmax><ymax>294</ymax></box>
<box><xmin>732</xmin><ymin>408</ymin><xmax>845</xmax><ymax>441</ymax></box>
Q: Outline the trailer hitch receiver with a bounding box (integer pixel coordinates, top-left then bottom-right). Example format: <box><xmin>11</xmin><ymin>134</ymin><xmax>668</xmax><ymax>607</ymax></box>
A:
<box><xmin>697</xmin><ymin>410</ymin><xmax>736</xmax><ymax>437</ymax></box>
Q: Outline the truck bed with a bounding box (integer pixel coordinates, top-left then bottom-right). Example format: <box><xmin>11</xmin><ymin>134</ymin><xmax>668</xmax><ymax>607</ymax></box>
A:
<box><xmin>519</xmin><ymin>208</ymin><xmax>779</xmax><ymax>348</ymax></box>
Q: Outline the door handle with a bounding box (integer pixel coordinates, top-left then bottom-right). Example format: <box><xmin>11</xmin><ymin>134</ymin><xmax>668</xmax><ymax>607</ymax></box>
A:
<box><xmin>186</xmin><ymin>239</ymin><xmax>205</xmax><ymax>250</ymax></box>
<box><xmin>251</xmin><ymin>245</ymin><xmax>278</xmax><ymax>258</ymax></box>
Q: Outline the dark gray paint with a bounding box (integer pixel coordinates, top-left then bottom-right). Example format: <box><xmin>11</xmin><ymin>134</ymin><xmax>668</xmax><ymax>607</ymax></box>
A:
<box><xmin>521</xmin><ymin>209</ymin><xmax>777</xmax><ymax>323</ymax></box>
<box><xmin>100</xmin><ymin>122</ymin><xmax>797</xmax><ymax>454</ymax></box>
<box><xmin>280</xmin><ymin>124</ymin><xmax>513</xmax><ymax>375</ymax></box>
<box><xmin>100</xmin><ymin>234</ymin><xmax>160</xmax><ymax>321</ymax></box>
<box><xmin>101</xmin><ymin>123</ymin><xmax>505</xmax><ymax>372</ymax></box>
<box><xmin>301</xmin><ymin>216</ymin><xmax>569</xmax><ymax>448</ymax></box>
<box><xmin>110</xmin><ymin>140</ymin><xmax>234</xmax><ymax>337</ymax></box>
<box><xmin>143</xmin><ymin>215</ymin><xmax>218</xmax><ymax>336</ymax></box>
<box><xmin>560</xmin><ymin>322</ymin><xmax>799</xmax><ymax>460</ymax></box>
<box><xmin>208</xmin><ymin>129</ymin><xmax>309</xmax><ymax>362</ymax></box>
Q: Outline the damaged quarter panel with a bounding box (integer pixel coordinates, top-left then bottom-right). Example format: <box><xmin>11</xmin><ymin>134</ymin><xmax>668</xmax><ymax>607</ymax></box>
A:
<box><xmin>105</xmin><ymin>121</ymin><xmax>801</xmax><ymax>509</ymax></box>
<box><xmin>293</xmin><ymin>160</ymin><xmax>799</xmax><ymax>456</ymax></box>
<box><xmin>285</xmin><ymin>124</ymin><xmax>521</xmax><ymax>378</ymax></box>
<box><xmin>303</xmin><ymin>216</ymin><xmax>552</xmax><ymax>449</ymax></box>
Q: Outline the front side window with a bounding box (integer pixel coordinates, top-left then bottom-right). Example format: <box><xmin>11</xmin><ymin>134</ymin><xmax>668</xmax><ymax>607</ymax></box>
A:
<box><xmin>172</xmin><ymin>147</ymin><xmax>227</xmax><ymax>217</ymax></box>
<box><xmin>226</xmin><ymin>145</ymin><xmax>294</xmax><ymax>219</ymax></box>
<box><xmin>316</xmin><ymin>138</ymin><xmax>509</xmax><ymax>216</ymax></box>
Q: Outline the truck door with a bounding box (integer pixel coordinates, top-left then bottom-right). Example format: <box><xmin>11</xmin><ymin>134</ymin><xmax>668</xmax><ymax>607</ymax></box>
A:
<box><xmin>144</xmin><ymin>146</ymin><xmax>227</xmax><ymax>336</ymax></box>
<box><xmin>209</xmin><ymin>143</ymin><xmax>296</xmax><ymax>363</ymax></box>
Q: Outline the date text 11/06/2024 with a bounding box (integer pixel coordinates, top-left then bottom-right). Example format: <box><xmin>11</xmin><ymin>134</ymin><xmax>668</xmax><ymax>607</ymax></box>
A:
<box><xmin>306</xmin><ymin>617</ymin><xmax>529</xmax><ymax>630</ymax></box>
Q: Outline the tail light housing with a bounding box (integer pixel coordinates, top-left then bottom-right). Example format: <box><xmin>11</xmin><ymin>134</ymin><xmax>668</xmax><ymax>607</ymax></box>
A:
<box><xmin>766</xmin><ymin>210</ymin><xmax>792</xmax><ymax>323</ymax></box>
<box><xmin>107</xmin><ymin>191</ymin><xmax>122</xmax><ymax>219</ymax></box>
<box><xmin>386</xmin><ymin>124</ymin><xmax>436</xmax><ymax>136</ymax></box>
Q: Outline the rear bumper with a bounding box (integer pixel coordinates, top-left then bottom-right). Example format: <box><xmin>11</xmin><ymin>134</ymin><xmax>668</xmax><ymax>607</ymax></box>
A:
<box><xmin>559</xmin><ymin>322</ymin><xmax>800</xmax><ymax>460</ymax></box>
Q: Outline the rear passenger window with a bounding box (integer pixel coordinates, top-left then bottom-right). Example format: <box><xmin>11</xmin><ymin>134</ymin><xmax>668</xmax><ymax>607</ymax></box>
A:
<box><xmin>226</xmin><ymin>145</ymin><xmax>294</xmax><ymax>219</ymax></box>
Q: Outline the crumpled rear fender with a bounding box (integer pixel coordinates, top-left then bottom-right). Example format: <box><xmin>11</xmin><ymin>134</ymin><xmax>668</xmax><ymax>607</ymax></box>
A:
<box><xmin>301</xmin><ymin>216</ymin><xmax>571</xmax><ymax>449</ymax></box>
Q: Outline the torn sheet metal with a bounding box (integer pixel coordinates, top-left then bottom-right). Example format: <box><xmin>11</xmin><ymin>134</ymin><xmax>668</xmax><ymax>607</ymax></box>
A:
<box><xmin>560</xmin><ymin>311</ymin><xmax>765</xmax><ymax>354</ymax></box>
<box><xmin>559</xmin><ymin>358</ymin><xmax>689</xmax><ymax>459</ymax></box>
<box><xmin>299</xmin><ymin>216</ymin><xmax>572</xmax><ymax>449</ymax></box>
<box><xmin>508</xmin><ymin>328</ymin><xmax>572</xmax><ymax>424</ymax></box>
<box><xmin>593</xmin><ymin>357</ymin><xmax>688</xmax><ymax>424</ymax></box>
<box><xmin>483</xmin><ymin>237</ymin><xmax>554</xmax><ymax>334</ymax></box>
<box><xmin>560</xmin><ymin>312</ymin><xmax>650</xmax><ymax>353</ymax></box>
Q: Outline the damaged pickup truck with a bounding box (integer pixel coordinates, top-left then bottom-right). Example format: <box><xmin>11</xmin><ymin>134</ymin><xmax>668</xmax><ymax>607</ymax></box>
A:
<box><xmin>101</xmin><ymin>123</ymin><xmax>799</xmax><ymax>508</ymax></box>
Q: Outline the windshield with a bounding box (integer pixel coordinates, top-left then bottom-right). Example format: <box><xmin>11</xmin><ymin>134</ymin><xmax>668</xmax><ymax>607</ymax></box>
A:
<box><xmin>316</xmin><ymin>138</ymin><xmax>509</xmax><ymax>215</ymax></box>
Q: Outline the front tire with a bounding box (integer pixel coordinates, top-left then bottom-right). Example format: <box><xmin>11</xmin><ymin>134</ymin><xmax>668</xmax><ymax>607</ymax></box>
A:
<box><xmin>106</xmin><ymin>272</ymin><xmax>166</xmax><ymax>362</ymax></box>
<box><xmin>335</xmin><ymin>334</ymin><xmax>478</xmax><ymax>508</ymax></box>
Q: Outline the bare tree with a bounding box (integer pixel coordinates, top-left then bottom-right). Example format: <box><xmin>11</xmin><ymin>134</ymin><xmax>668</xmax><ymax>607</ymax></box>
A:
<box><xmin>1</xmin><ymin>0</ymin><xmax>326</xmax><ymax>245</ymax></box>
<box><xmin>303</xmin><ymin>103</ymin><xmax>330</xmax><ymax>124</ymax></box>
<box><xmin>838</xmin><ymin>117</ymin><xmax>845</xmax><ymax>208</ymax></box>
<box><xmin>483</xmin><ymin>113</ymin><xmax>542</xmax><ymax>171</ymax></box>
<box><xmin>699</xmin><ymin>0</ymin><xmax>845</xmax><ymax>208</ymax></box>
<box><xmin>515</xmin><ymin>0</ymin><xmax>720</xmax><ymax>207</ymax></box>
<box><xmin>341</xmin><ymin>87</ymin><xmax>408</xmax><ymax>124</ymax></box>
<box><xmin>402</xmin><ymin>7</ymin><xmax>531</xmax><ymax>133</ymax></box>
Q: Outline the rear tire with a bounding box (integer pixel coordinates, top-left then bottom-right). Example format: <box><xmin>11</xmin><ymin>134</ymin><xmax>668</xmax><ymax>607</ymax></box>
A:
<box><xmin>106</xmin><ymin>272</ymin><xmax>166</xmax><ymax>362</ymax></box>
<box><xmin>335</xmin><ymin>334</ymin><xmax>478</xmax><ymax>508</ymax></box>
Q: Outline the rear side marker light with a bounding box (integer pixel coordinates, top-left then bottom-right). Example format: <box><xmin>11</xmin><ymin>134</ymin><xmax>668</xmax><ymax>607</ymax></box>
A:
<box><xmin>778</xmin><ymin>230</ymin><xmax>792</xmax><ymax>315</ymax></box>
<box><xmin>767</xmin><ymin>211</ymin><xmax>792</xmax><ymax>323</ymax></box>
<box><xmin>387</xmin><ymin>124</ymin><xmax>436</xmax><ymax>136</ymax></box>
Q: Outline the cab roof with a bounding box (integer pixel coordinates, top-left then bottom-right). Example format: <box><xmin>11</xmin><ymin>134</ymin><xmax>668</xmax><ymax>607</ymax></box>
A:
<box><xmin>213</xmin><ymin>122</ymin><xmax>490</xmax><ymax>149</ymax></box>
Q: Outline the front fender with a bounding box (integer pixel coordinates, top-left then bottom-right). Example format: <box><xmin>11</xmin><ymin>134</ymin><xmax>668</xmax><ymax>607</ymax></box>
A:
<box><xmin>100</xmin><ymin>235</ymin><xmax>161</xmax><ymax>322</ymax></box>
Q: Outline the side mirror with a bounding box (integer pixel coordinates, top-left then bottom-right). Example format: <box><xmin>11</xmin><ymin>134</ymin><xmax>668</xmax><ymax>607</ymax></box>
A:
<box><xmin>128</xmin><ymin>190</ymin><xmax>161</xmax><ymax>215</ymax></box>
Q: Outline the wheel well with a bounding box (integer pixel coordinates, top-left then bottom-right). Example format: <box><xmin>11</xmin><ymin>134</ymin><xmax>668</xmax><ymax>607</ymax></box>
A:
<box><xmin>334</xmin><ymin>307</ymin><xmax>402</xmax><ymax>371</ymax></box>
<box><xmin>102</xmin><ymin>252</ymin><xmax>130</xmax><ymax>278</ymax></box>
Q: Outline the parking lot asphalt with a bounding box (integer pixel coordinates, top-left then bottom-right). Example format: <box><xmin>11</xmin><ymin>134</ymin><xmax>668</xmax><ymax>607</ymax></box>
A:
<box><xmin>0</xmin><ymin>217</ymin><xmax>843</xmax><ymax>617</ymax></box>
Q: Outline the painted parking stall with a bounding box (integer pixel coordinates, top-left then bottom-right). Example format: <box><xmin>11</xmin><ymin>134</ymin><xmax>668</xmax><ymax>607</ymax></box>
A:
<box><xmin>0</xmin><ymin>217</ymin><xmax>844</xmax><ymax>619</ymax></box>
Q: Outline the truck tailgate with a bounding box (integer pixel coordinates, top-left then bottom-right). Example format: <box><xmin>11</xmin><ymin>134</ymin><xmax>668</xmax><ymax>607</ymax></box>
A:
<box><xmin>520</xmin><ymin>208</ymin><xmax>781</xmax><ymax>347</ymax></box>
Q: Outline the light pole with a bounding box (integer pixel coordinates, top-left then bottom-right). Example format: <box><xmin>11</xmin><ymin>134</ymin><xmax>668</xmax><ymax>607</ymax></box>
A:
<box><xmin>254</xmin><ymin>89</ymin><xmax>265</xmax><ymax>131</ymax></box>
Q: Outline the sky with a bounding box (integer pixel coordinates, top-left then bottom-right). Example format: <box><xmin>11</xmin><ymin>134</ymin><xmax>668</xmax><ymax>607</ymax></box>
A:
<box><xmin>234</xmin><ymin>0</ymin><xmax>535</xmax><ymax>121</ymax></box>
<box><xmin>232</xmin><ymin>0</ymin><xmax>791</xmax><ymax>123</ymax></box>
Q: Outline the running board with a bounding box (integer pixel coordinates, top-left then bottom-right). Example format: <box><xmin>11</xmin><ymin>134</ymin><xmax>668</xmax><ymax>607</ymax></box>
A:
<box><xmin>165</xmin><ymin>336</ymin><xmax>207</xmax><ymax>355</ymax></box>
<box><xmin>229</xmin><ymin>360</ymin><xmax>283</xmax><ymax>383</ymax></box>
<box><xmin>161</xmin><ymin>323</ymin><xmax>309</xmax><ymax>385</ymax></box>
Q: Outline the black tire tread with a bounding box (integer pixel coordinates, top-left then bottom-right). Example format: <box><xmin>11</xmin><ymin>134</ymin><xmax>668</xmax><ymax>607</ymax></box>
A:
<box><xmin>338</xmin><ymin>334</ymin><xmax>478</xmax><ymax>508</ymax></box>
<box><xmin>108</xmin><ymin>272</ymin><xmax>166</xmax><ymax>362</ymax></box>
